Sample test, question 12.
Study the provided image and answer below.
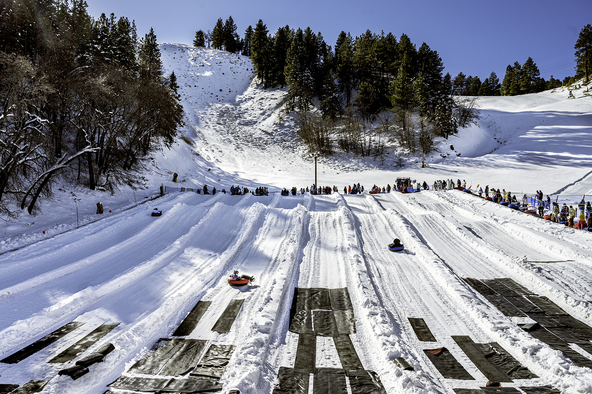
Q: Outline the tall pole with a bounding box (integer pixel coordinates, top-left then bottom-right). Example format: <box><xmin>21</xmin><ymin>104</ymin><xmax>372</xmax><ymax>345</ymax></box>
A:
<box><xmin>314</xmin><ymin>156</ymin><xmax>317</xmax><ymax>194</ymax></box>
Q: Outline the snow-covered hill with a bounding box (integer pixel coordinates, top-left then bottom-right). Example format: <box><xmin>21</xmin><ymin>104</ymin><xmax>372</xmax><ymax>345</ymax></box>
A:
<box><xmin>1</xmin><ymin>44</ymin><xmax>592</xmax><ymax>394</ymax></box>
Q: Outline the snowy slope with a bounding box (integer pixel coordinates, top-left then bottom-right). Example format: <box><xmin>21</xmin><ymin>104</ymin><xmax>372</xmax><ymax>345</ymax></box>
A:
<box><xmin>1</xmin><ymin>44</ymin><xmax>592</xmax><ymax>393</ymax></box>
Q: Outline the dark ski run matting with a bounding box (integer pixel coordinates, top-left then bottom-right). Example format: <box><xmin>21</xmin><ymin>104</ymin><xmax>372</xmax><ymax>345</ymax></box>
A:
<box><xmin>524</xmin><ymin>296</ymin><xmax>567</xmax><ymax>315</ymax></box>
<box><xmin>129</xmin><ymin>338</ymin><xmax>181</xmax><ymax>375</ymax></box>
<box><xmin>453</xmin><ymin>336</ymin><xmax>512</xmax><ymax>382</ymax></box>
<box><xmin>313</xmin><ymin>368</ymin><xmax>347</xmax><ymax>394</ymax></box>
<box><xmin>334</xmin><ymin>309</ymin><xmax>356</xmax><ymax>335</ymax></box>
<box><xmin>463</xmin><ymin>278</ymin><xmax>496</xmax><ymax>296</ymax></box>
<box><xmin>191</xmin><ymin>344</ymin><xmax>235</xmax><ymax>380</ymax></box>
<box><xmin>272</xmin><ymin>367</ymin><xmax>309</xmax><ymax>394</ymax></box>
<box><xmin>0</xmin><ymin>384</ymin><xmax>19</xmax><ymax>394</ymax></box>
<box><xmin>408</xmin><ymin>318</ymin><xmax>437</xmax><ymax>342</ymax></box>
<box><xmin>483</xmin><ymin>295</ymin><xmax>526</xmax><ymax>317</ymax></box>
<box><xmin>10</xmin><ymin>380</ymin><xmax>48</xmax><ymax>394</ymax></box>
<box><xmin>312</xmin><ymin>310</ymin><xmax>339</xmax><ymax>337</ymax></box>
<box><xmin>173</xmin><ymin>300</ymin><xmax>211</xmax><ymax>336</ymax></box>
<box><xmin>159</xmin><ymin>339</ymin><xmax>208</xmax><ymax>376</ymax></box>
<box><xmin>108</xmin><ymin>375</ymin><xmax>223</xmax><ymax>393</ymax></box>
<box><xmin>49</xmin><ymin>322</ymin><xmax>119</xmax><ymax>363</ymax></box>
<box><xmin>329</xmin><ymin>288</ymin><xmax>353</xmax><ymax>310</ymax></box>
<box><xmin>505</xmin><ymin>297</ymin><xmax>542</xmax><ymax>314</ymax></box>
<box><xmin>0</xmin><ymin>322</ymin><xmax>83</xmax><ymax>364</ymax></box>
<box><xmin>520</xmin><ymin>386</ymin><xmax>561</xmax><ymax>394</ymax></box>
<box><xmin>333</xmin><ymin>335</ymin><xmax>363</xmax><ymax>373</ymax></box>
<box><xmin>212</xmin><ymin>299</ymin><xmax>244</xmax><ymax>334</ymax></box>
<box><xmin>480</xmin><ymin>279</ymin><xmax>523</xmax><ymax>297</ymax></box>
<box><xmin>294</xmin><ymin>334</ymin><xmax>316</xmax><ymax>372</ymax></box>
<box><xmin>454</xmin><ymin>389</ymin><xmax>521</xmax><ymax>394</ymax></box>
<box><xmin>473</xmin><ymin>342</ymin><xmax>537</xmax><ymax>380</ymax></box>
<box><xmin>347</xmin><ymin>369</ymin><xmax>387</xmax><ymax>394</ymax></box>
<box><xmin>423</xmin><ymin>347</ymin><xmax>474</xmax><ymax>380</ymax></box>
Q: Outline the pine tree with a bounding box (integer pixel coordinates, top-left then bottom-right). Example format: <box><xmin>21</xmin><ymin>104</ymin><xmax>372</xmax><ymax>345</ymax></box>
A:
<box><xmin>193</xmin><ymin>30</ymin><xmax>205</xmax><ymax>47</ymax></box>
<box><xmin>452</xmin><ymin>72</ymin><xmax>467</xmax><ymax>95</ymax></box>
<box><xmin>478</xmin><ymin>78</ymin><xmax>491</xmax><ymax>96</ymax></box>
<box><xmin>250</xmin><ymin>20</ymin><xmax>270</xmax><ymax>85</ymax></box>
<box><xmin>469</xmin><ymin>76</ymin><xmax>481</xmax><ymax>96</ymax></box>
<box><xmin>575</xmin><ymin>24</ymin><xmax>592</xmax><ymax>84</ymax></box>
<box><xmin>270</xmin><ymin>26</ymin><xmax>291</xmax><ymax>87</ymax></box>
<box><xmin>488</xmin><ymin>71</ymin><xmax>501</xmax><ymax>95</ymax></box>
<box><xmin>211</xmin><ymin>18</ymin><xmax>224</xmax><ymax>50</ymax></box>
<box><xmin>396</xmin><ymin>33</ymin><xmax>417</xmax><ymax>79</ymax></box>
<box><xmin>223</xmin><ymin>16</ymin><xmax>238</xmax><ymax>52</ymax></box>
<box><xmin>520</xmin><ymin>57</ymin><xmax>540</xmax><ymax>94</ymax></box>
<box><xmin>138</xmin><ymin>28</ymin><xmax>162</xmax><ymax>80</ymax></box>
<box><xmin>334</xmin><ymin>31</ymin><xmax>355</xmax><ymax>105</ymax></box>
<box><xmin>242</xmin><ymin>25</ymin><xmax>253</xmax><ymax>56</ymax></box>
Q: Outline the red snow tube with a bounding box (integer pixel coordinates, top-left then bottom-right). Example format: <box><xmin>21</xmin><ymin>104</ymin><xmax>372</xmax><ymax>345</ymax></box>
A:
<box><xmin>543</xmin><ymin>215</ymin><xmax>552</xmax><ymax>220</ymax></box>
<box><xmin>228</xmin><ymin>278</ymin><xmax>250</xmax><ymax>287</ymax></box>
<box><xmin>525</xmin><ymin>210</ymin><xmax>537</xmax><ymax>214</ymax></box>
<box><xmin>485</xmin><ymin>197</ymin><xmax>493</xmax><ymax>201</ymax></box>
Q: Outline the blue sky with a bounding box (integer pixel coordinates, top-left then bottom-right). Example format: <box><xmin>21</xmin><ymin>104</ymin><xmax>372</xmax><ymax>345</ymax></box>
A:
<box><xmin>86</xmin><ymin>0</ymin><xmax>591</xmax><ymax>81</ymax></box>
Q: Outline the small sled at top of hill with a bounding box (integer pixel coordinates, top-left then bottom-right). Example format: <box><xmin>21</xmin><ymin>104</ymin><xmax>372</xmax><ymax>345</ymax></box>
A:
<box><xmin>151</xmin><ymin>209</ymin><xmax>162</xmax><ymax>217</ymax></box>
<box><xmin>228</xmin><ymin>273</ymin><xmax>255</xmax><ymax>287</ymax></box>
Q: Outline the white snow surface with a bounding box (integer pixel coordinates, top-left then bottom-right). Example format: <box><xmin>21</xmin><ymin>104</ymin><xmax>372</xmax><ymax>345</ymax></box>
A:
<box><xmin>1</xmin><ymin>44</ymin><xmax>592</xmax><ymax>393</ymax></box>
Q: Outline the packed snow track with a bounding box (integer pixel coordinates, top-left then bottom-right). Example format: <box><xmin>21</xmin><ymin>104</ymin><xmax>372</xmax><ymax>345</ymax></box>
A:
<box><xmin>1</xmin><ymin>190</ymin><xmax>592</xmax><ymax>393</ymax></box>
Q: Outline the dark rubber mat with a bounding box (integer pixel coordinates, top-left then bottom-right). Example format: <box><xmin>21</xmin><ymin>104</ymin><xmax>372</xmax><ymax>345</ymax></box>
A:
<box><xmin>191</xmin><ymin>344</ymin><xmax>235</xmax><ymax>379</ymax></box>
<box><xmin>173</xmin><ymin>301</ymin><xmax>211</xmax><ymax>336</ymax></box>
<box><xmin>11</xmin><ymin>381</ymin><xmax>48</xmax><ymax>394</ymax></box>
<box><xmin>483</xmin><ymin>295</ymin><xmax>526</xmax><ymax>317</ymax></box>
<box><xmin>423</xmin><ymin>347</ymin><xmax>474</xmax><ymax>380</ymax></box>
<box><xmin>129</xmin><ymin>338</ymin><xmax>183</xmax><ymax>375</ymax></box>
<box><xmin>294</xmin><ymin>334</ymin><xmax>316</xmax><ymax>372</ymax></box>
<box><xmin>108</xmin><ymin>375</ymin><xmax>223</xmax><ymax>392</ymax></box>
<box><xmin>551</xmin><ymin>315</ymin><xmax>592</xmax><ymax>336</ymax></box>
<box><xmin>524</xmin><ymin>296</ymin><xmax>567</xmax><ymax>316</ymax></box>
<box><xmin>333</xmin><ymin>335</ymin><xmax>363</xmax><ymax>372</ymax></box>
<box><xmin>212</xmin><ymin>299</ymin><xmax>244</xmax><ymax>334</ymax></box>
<box><xmin>313</xmin><ymin>368</ymin><xmax>347</xmax><ymax>394</ymax></box>
<box><xmin>505</xmin><ymin>297</ymin><xmax>542</xmax><ymax>314</ymax></box>
<box><xmin>408</xmin><ymin>318</ymin><xmax>437</xmax><ymax>342</ymax></box>
<box><xmin>329</xmin><ymin>288</ymin><xmax>353</xmax><ymax>311</ymax></box>
<box><xmin>49</xmin><ymin>322</ymin><xmax>119</xmax><ymax>363</ymax></box>
<box><xmin>312</xmin><ymin>310</ymin><xmax>338</xmax><ymax>337</ymax></box>
<box><xmin>159</xmin><ymin>339</ymin><xmax>208</xmax><ymax>376</ymax></box>
<box><xmin>474</xmin><ymin>342</ymin><xmax>537</xmax><ymax>379</ymax></box>
<box><xmin>347</xmin><ymin>369</ymin><xmax>386</xmax><ymax>394</ymax></box>
<box><xmin>0</xmin><ymin>384</ymin><xmax>19</xmax><ymax>394</ymax></box>
<box><xmin>1</xmin><ymin>322</ymin><xmax>83</xmax><ymax>364</ymax></box>
<box><xmin>452</xmin><ymin>336</ymin><xmax>512</xmax><ymax>383</ymax></box>
<box><xmin>526</xmin><ymin>314</ymin><xmax>567</xmax><ymax>328</ymax></box>
<box><xmin>334</xmin><ymin>309</ymin><xmax>356</xmax><ymax>335</ymax></box>
<box><xmin>481</xmin><ymin>279</ymin><xmax>522</xmax><ymax>297</ymax></box>
<box><xmin>464</xmin><ymin>278</ymin><xmax>497</xmax><ymax>296</ymax></box>
<box><xmin>495</xmin><ymin>278</ymin><xmax>534</xmax><ymax>295</ymax></box>
<box><xmin>272</xmin><ymin>367</ymin><xmax>309</xmax><ymax>394</ymax></box>
<box><xmin>455</xmin><ymin>388</ymin><xmax>523</xmax><ymax>394</ymax></box>
<box><xmin>520</xmin><ymin>386</ymin><xmax>561</xmax><ymax>394</ymax></box>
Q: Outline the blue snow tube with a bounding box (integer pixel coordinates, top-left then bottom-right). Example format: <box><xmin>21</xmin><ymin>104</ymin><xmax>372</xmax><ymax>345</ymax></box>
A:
<box><xmin>509</xmin><ymin>203</ymin><xmax>520</xmax><ymax>209</ymax></box>
<box><xmin>499</xmin><ymin>201</ymin><xmax>510</xmax><ymax>206</ymax></box>
<box><xmin>388</xmin><ymin>245</ymin><xmax>405</xmax><ymax>252</ymax></box>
